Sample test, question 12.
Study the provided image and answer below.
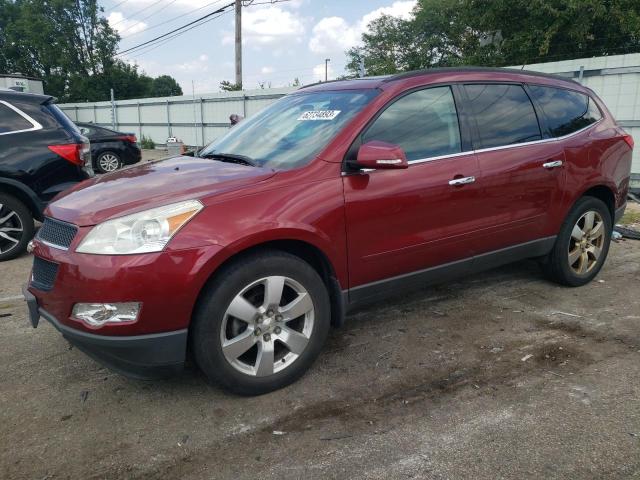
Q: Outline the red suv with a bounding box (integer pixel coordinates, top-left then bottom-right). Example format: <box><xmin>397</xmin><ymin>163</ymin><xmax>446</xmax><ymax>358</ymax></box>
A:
<box><xmin>25</xmin><ymin>68</ymin><xmax>633</xmax><ymax>395</ymax></box>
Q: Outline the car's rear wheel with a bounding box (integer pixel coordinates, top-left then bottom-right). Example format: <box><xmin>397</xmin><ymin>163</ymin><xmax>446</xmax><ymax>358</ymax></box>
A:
<box><xmin>96</xmin><ymin>152</ymin><xmax>122</xmax><ymax>173</ymax></box>
<box><xmin>0</xmin><ymin>194</ymin><xmax>34</xmax><ymax>262</ymax></box>
<box><xmin>192</xmin><ymin>251</ymin><xmax>331</xmax><ymax>395</ymax></box>
<box><xmin>543</xmin><ymin>196</ymin><xmax>612</xmax><ymax>286</ymax></box>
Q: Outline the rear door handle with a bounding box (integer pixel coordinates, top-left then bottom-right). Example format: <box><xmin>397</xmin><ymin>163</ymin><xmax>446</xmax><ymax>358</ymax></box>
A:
<box><xmin>543</xmin><ymin>160</ymin><xmax>563</xmax><ymax>169</ymax></box>
<box><xmin>448</xmin><ymin>176</ymin><xmax>475</xmax><ymax>186</ymax></box>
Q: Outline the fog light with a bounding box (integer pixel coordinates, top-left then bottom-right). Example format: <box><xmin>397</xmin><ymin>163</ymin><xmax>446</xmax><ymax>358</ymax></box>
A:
<box><xmin>72</xmin><ymin>303</ymin><xmax>141</xmax><ymax>327</ymax></box>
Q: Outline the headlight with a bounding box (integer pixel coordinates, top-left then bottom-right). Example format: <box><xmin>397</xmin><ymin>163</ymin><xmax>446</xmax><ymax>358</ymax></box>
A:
<box><xmin>76</xmin><ymin>200</ymin><xmax>203</xmax><ymax>254</ymax></box>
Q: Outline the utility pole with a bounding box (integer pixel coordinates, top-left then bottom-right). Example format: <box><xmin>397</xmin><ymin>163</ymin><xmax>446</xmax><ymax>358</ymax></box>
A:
<box><xmin>235</xmin><ymin>0</ymin><xmax>242</xmax><ymax>89</ymax></box>
<box><xmin>325</xmin><ymin>58</ymin><xmax>330</xmax><ymax>82</ymax></box>
<box><xmin>110</xmin><ymin>88</ymin><xmax>116</xmax><ymax>130</ymax></box>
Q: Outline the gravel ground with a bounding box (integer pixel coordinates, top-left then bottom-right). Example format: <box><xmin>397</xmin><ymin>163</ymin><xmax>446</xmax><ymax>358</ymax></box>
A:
<box><xmin>1</xmin><ymin>196</ymin><xmax>639</xmax><ymax>479</ymax></box>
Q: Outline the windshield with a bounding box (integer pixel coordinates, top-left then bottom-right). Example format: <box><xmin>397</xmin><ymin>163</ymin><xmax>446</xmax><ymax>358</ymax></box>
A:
<box><xmin>199</xmin><ymin>89</ymin><xmax>378</xmax><ymax>169</ymax></box>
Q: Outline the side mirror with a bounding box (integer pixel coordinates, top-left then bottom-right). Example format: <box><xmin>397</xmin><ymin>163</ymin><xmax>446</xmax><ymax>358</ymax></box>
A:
<box><xmin>355</xmin><ymin>141</ymin><xmax>408</xmax><ymax>170</ymax></box>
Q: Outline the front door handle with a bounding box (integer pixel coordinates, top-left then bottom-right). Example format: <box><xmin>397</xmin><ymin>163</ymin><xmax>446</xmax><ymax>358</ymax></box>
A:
<box><xmin>449</xmin><ymin>176</ymin><xmax>475</xmax><ymax>186</ymax></box>
<box><xmin>543</xmin><ymin>160</ymin><xmax>563</xmax><ymax>169</ymax></box>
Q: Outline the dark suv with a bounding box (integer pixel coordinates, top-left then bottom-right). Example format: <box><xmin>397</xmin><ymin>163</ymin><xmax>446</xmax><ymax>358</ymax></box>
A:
<box><xmin>25</xmin><ymin>68</ymin><xmax>632</xmax><ymax>395</ymax></box>
<box><xmin>0</xmin><ymin>90</ymin><xmax>92</xmax><ymax>260</ymax></box>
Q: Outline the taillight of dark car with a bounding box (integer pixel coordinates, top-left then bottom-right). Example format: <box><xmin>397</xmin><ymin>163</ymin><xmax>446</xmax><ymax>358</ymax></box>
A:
<box><xmin>118</xmin><ymin>134</ymin><xmax>137</xmax><ymax>143</ymax></box>
<box><xmin>48</xmin><ymin>140</ymin><xmax>93</xmax><ymax>175</ymax></box>
<box><xmin>48</xmin><ymin>143</ymin><xmax>85</xmax><ymax>165</ymax></box>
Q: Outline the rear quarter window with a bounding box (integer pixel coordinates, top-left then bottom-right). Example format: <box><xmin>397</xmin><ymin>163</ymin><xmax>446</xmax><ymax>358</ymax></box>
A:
<box><xmin>47</xmin><ymin>104</ymin><xmax>82</xmax><ymax>136</ymax></box>
<box><xmin>0</xmin><ymin>101</ymin><xmax>36</xmax><ymax>134</ymax></box>
<box><xmin>527</xmin><ymin>86</ymin><xmax>602</xmax><ymax>137</ymax></box>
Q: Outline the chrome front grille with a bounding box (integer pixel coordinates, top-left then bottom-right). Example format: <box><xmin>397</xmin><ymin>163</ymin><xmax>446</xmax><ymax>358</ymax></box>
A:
<box><xmin>31</xmin><ymin>257</ymin><xmax>59</xmax><ymax>291</ymax></box>
<box><xmin>37</xmin><ymin>217</ymin><xmax>78</xmax><ymax>250</ymax></box>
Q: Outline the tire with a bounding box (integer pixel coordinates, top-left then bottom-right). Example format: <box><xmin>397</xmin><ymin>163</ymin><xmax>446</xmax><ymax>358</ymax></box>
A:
<box><xmin>543</xmin><ymin>196</ymin><xmax>612</xmax><ymax>287</ymax></box>
<box><xmin>192</xmin><ymin>250</ymin><xmax>331</xmax><ymax>395</ymax></box>
<box><xmin>0</xmin><ymin>194</ymin><xmax>35</xmax><ymax>262</ymax></box>
<box><xmin>96</xmin><ymin>151</ymin><xmax>122</xmax><ymax>173</ymax></box>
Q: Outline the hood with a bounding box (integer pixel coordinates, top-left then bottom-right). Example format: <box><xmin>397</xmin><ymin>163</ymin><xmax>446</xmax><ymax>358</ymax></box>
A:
<box><xmin>47</xmin><ymin>156</ymin><xmax>276</xmax><ymax>226</ymax></box>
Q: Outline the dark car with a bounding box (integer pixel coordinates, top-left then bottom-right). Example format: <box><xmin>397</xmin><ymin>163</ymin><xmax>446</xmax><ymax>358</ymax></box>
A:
<box><xmin>26</xmin><ymin>68</ymin><xmax>632</xmax><ymax>395</ymax></box>
<box><xmin>0</xmin><ymin>89</ymin><xmax>92</xmax><ymax>261</ymax></box>
<box><xmin>76</xmin><ymin>123</ymin><xmax>141</xmax><ymax>174</ymax></box>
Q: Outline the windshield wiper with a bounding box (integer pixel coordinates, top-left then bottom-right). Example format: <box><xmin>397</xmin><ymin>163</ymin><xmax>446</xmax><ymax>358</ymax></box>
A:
<box><xmin>201</xmin><ymin>152</ymin><xmax>257</xmax><ymax>167</ymax></box>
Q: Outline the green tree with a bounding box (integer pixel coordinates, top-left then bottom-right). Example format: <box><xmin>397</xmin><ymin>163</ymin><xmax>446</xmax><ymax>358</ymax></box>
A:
<box><xmin>151</xmin><ymin>75</ymin><xmax>183</xmax><ymax>97</ymax></box>
<box><xmin>346</xmin><ymin>0</ymin><xmax>640</xmax><ymax>76</ymax></box>
<box><xmin>220</xmin><ymin>80</ymin><xmax>242</xmax><ymax>91</ymax></box>
<box><xmin>0</xmin><ymin>0</ymin><xmax>184</xmax><ymax>102</ymax></box>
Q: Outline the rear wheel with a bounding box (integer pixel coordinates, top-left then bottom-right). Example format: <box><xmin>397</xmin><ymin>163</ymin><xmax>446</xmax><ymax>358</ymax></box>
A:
<box><xmin>543</xmin><ymin>196</ymin><xmax>611</xmax><ymax>286</ymax></box>
<box><xmin>0</xmin><ymin>194</ymin><xmax>34</xmax><ymax>261</ymax></box>
<box><xmin>96</xmin><ymin>151</ymin><xmax>122</xmax><ymax>173</ymax></box>
<box><xmin>192</xmin><ymin>251</ymin><xmax>331</xmax><ymax>395</ymax></box>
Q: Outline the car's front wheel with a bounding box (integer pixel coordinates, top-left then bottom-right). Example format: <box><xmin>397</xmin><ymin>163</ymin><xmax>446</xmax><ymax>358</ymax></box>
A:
<box><xmin>96</xmin><ymin>151</ymin><xmax>122</xmax><ymax>173</ymax></box>
<box><xmin>543</xmin><ymin>196</ymin><xmax>612</xmax><ymax>286</ymax></box>
<box><xmin>0</xmin><ymin>194</ymin><xmax>34</xmax><ymax>262</ymax></box>
<box><xmin>192</xmin><ymin>251</ymin><xmax>331</xmax><ymax>395</ymax></box>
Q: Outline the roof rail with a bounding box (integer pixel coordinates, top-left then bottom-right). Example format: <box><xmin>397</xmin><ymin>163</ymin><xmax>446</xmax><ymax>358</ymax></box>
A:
<box><xmin>381</xmin><ymin>66</ymin><xmax>581</xmax><ymax>85</ymax></box>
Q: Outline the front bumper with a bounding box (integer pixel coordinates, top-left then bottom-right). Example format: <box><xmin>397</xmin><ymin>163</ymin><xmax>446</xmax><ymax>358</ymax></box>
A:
<box><xmin>24</xmin><ymin>286</ymin><xmax>187</xmax><ymax>379</ymax></box>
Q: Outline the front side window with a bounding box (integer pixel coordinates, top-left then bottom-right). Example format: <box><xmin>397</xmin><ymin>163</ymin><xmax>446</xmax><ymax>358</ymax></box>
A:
<box><xmin>0</xmin><ymin>102</ymin><xmax>33</xmax><ymax>134</ymax></box>
<box><xmin>200</xmin><ymin>89</ymin><xmax>378</xmax><ymax>170</ymax></box>
<box><xmin>362</xmin><ymin>86</ymin><xmax>462</xmax><ymax>161</ymax></box>
<box><xmin>465</xmin><ymin>84</ymin><xmax>542</xmax><ymax>149</ymax></box>
<box><xmin>528</xmin><ymin>86</ymin><xmax>602</xmax><ymax>137</ymax></box>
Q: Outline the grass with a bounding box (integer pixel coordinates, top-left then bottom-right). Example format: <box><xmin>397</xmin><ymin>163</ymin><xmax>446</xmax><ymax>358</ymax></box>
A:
<box><xmin>619</xmin><ymin>210</ymin><xmax>640</xmax><ymax>225</ymax></box>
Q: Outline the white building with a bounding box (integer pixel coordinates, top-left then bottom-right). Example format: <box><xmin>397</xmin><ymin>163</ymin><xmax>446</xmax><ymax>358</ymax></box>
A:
<box><xmin>0</xmin><ymin>73</ymin><xmax>44</xmax><ymax>94</ymax></box>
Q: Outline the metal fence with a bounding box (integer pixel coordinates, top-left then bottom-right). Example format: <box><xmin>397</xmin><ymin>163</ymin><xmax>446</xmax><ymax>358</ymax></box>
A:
<box><xmin>58</xmin><ymin>87</ymin><xmax>296</xmax><ymax>148</ymax></box>
<box><xmin>59</xmin><ymin>53</ymin><xmax>640</xmax><ymax>183</ymax></box>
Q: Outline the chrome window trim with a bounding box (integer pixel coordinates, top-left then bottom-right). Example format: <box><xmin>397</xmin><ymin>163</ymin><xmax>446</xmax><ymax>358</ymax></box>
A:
<box><xmin>405</xmin><ymin>117</ymin><xmax>603</xmax><ymax>166</ymax></box>
<box><xmin>0</xmin><ymin>100</ymin><xmax>43</xmax><ymax>136</ymax></box>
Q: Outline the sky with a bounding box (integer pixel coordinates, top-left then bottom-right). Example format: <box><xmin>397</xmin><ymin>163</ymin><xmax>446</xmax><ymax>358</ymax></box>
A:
<box><xmin>103</xmin><ymin>0</ymin><xmax>417</xmax><ymax>94</ymax></box>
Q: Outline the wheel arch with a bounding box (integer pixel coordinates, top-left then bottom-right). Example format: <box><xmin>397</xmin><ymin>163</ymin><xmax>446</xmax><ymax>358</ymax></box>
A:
<box><xmin>0</xmin><ymin>178</ymin><xmax>44</xmax><ymax>221</ymax></box>
<box><xmin>580</xmin><ymin>184</ymin><xmax>615</xmax><ymax>221</ymax></box>
<box><xmin>193</xmin><ymin>238</ymin><xmax>346</xmax><ymax>330</ymax></box>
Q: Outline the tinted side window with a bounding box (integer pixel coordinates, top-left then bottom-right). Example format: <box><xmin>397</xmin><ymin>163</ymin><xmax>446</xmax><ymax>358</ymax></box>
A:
<box><xmin>47</xmin><ymin>104</ymin><xmax>81</xmax><ymax>135</ymax></box>
<box><xmin>528</xmin><ymin>86</ymin><xmax>602</xmax><ymax>137</ymax></box>
<box><xmin>362</xmin><ymin>86</ymin><xmax>462</xmax><ymax>161</ymax></box>
<box><xmin>465</xmin><ymin>84</ymin><xmax>542</xmax><ymax>149</ymax></box>
<box><xmin>0</xmin><ymin>102</ymin><xmax>33</xmax><ymax>134</ymax></box>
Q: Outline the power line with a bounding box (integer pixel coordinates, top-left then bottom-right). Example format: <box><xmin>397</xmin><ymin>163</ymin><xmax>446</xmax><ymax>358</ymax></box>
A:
<box><xmin>117</xmin><ymin>2</ymin><xmax>235</xmax><ymax>55</ymax></box>
<box><xmin>127</xmin><ymin>10</ymin><xmax>232</xmax><ymax>59</ymax></box>
<box><xmin>111</xmin><ymin>0</ymin><xmax>166</xmax><ymax>26</ymax></box>
<box><xmin>121</xmin><ymin>0</ymin><xmax>226</xmax><ymax>40</ymax></box>
<box><xmin>124</xmin><ymin>10</ymin><xmax>232</xmax><ymax>58</ymax></box>
<box><xmin>103</xmin><ymin>0</ymin><xmax>129</xmax><ymax>14</ymax></box>
<box><xmin>118</xmin><ymin>0</ymin><xmax>179</xmax><ymax>35</ymax></box>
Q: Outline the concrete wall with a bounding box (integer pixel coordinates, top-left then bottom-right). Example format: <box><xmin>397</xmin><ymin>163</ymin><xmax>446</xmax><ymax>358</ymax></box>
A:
<box><xmin>59</xmin><ymin>87</ymin><xmax>296</xmax><ymax>148</ymax></box>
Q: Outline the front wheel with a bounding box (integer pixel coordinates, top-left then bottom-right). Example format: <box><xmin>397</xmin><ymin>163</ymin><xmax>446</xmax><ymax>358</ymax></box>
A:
<box><xmin>192</xmin><ymin>251</ymin><xmax>331</xmax><ymax>395</ymax></box>
<box><xmin>0</xmin><ymin>194</ymin><xmax>34</xmax><ymax>261</ymax></box>
<box><xmin>543</xmin><ymin>196</ymin><xmax>612</xmax><ymax>287</ymax></box>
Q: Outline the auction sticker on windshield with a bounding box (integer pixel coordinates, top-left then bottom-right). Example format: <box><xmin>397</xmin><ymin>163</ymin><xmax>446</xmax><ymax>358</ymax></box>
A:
<box><xmin>297</xmin><ymin>110</ymin><xmax>341</xmax><ymax>121</ymax></box>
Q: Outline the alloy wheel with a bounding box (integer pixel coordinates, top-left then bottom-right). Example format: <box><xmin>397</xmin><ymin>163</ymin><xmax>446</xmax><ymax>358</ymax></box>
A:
<box><xmin>220</xmin><ymin>276</ymin><xmax>315</xmax><ymax>377</ymax></box>
<box><xmin>98</xmin><ymin>153</ymin><xmax>120</xmax><ymax>172</ymax></box>
<box><xmin>0</xmin><ymin>202</ymin><xmax>24</xmax><ymax>255</ymax></box>
<box><xmin>568</xmin><ymin>210</ymin><xmax>605</xmax><ymax>275</ymax></box>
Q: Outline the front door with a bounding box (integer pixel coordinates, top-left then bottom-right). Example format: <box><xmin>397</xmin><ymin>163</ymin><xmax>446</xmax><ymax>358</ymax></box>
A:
<box><xmin>343</xmin><ymin>85</ymin><xmax>482</xmax><ymax>300</ymax></box>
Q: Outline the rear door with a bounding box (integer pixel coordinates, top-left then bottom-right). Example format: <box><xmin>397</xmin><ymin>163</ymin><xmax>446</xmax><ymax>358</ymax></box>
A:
<box><xmin>463</xmin><ymin>83</ymin><xmax>566</xmax><ymax>254</ymax></box>
<box><xmin>343</xmin><ymin>85</ymin><xmax>482</xmax><ymax>296</ymax></box>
